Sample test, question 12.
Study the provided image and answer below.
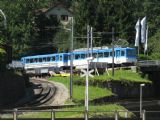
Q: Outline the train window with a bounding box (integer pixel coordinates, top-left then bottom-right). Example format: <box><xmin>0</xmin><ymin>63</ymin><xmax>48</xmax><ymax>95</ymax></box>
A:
<box><xmin>132</xmin><ymin>50</ymin><xmax>136</xmax><ymax>55</ymax></box>
<box><xmin>64</xmin><ymin>55</ymin><xmax>68</xmax><ymax>60</ymax></box>
<box><xmin>51</xmin><ymin>56</ymin><xmax>55</xmax><ymax>61</ymax></box>
<box><xmin>42</xmin><ymin>57</ymin><xmax>46</xmax><ymax>62</ymax></box>
<box><xmin>127</xmin><ymin>50</ymin><xmax>132</xmax><ymax>56</ymax></box>
<box><xmin>26</xmin><ymin>59</ymin><xmax>29</xmax><ymax>63</ymax></box>
<box><xmin>34</xmin><ymin>58</ymin><xmax>38</xmax><ymax>62</ymax></box>
<box><xmin>121</xmin><ymin>50</ymin><xmax>125</xmax><ymax>56</ymax></box>
<box><xmin>110</xmin><ymin>51</ymin><xmax>115</xmax><ymax>56</ymax></box>
<box><xmin>60</xmin><ymin>56</ymin><xmax>62</xmax><ymax>61</ymax></box>
<box><xmin>56</xmin><ymin>56</ymin><xmax>59</xmax><ymax>61</ymax></box>
<box><xmin>110</xmin><ymin>52</ymin><xmax>112</xmax><ymax>56</ymax></box>
<box><xmin>104</xmin><ymin>52</ymin><xmax>109</xmax><ymax>57</ymax></box>
<box><xmin>68</xmin><ymin>55</ymin><xmax>71</xmax><ymax>60</ymax></box>
<box><xmin>98</xmin><ymin>52</ymin><xmax>103</xmax><ymax>58</ymax></box>
<box><xmin>39</xmin><ymin>58</ymin><xmax>42</xmax><ymax>62</ymax></box>
<box><xmin>81</xmin><ymin>54</ymin><xmax>85</xmax><ymax>59</ymax></box>
<box><xmin>30</xmin><ymin>59</ymin><xmax>33</xmax><ymax>63</ymax></box>
<box><xmin>75</xmin><ymin>54</ymin><xmax>80</xmax><ymax>59</ymax></box>
<box><xmin>116</xmin><ymin>50</ymin><xmax>120</xmax><ymax>57</ymax></box>
<box><xmin>93</xmin><ymin>53</ymin><xmax>97</xmax><ymax>58</ymax></box>
<box><xmin>47</xmin><ymin>57</ymin><xmax>50</xmax><ymax>61</ymax></box>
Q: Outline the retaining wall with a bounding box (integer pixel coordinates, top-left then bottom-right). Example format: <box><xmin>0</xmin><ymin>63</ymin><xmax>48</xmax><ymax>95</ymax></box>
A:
<box><xmin>0</xmin><ymin>71</ymin><xmax>26</xmax><ymax>108</ymax></box>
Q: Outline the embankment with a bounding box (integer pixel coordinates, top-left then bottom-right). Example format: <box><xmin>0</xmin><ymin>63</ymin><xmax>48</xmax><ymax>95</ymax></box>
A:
<box><xmin>0</xmin><ymin>70</ymin><xmax>26</xmax><ymax>108</ymax></box>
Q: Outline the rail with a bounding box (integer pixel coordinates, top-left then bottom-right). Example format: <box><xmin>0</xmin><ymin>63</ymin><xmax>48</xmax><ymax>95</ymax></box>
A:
<box><xmin>0</xmin><ymin>109</ymin><xmax>159</xmax><ymax>120</ymax></box>
<box><xmin>138</xmin><ymin>60</ymin><xmax>160</xmax><ymax>67</ymax></box>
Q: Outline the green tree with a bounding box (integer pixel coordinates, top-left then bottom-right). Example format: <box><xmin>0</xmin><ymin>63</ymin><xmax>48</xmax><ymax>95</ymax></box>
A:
<box><xmin>0</xmin><ymin>47</ymin><xmax>6</xmax><ymax>71</ymax></box>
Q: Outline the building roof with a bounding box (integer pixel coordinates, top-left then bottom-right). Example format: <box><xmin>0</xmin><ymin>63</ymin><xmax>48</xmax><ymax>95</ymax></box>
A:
<box><xmin>36</xmin><ymin>3</ymin><xmax>73</xmax><ymax>15</ymax></box>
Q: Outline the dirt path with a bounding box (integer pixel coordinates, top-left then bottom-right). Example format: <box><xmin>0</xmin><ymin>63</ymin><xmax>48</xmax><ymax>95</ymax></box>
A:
<box><xmin>33</xmin><ymin>78</ymin><xmax>69</xmax><ymax>106</ymax></box>
<box><xmin>50</xmin><ymin>81</ymin><xmax>69</xmax><ymax>105</ymax></box>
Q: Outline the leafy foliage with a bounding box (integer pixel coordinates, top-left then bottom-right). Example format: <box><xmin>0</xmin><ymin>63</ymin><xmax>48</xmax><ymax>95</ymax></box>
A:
<box><xmin>0</xmin><ymin>47</ymin><xmax>6</xmax><ymax>70</ymax></box>
<box><xmin>0</xmin><ymin>0</ymin><xmax>160</xmax><ymax>60</ymax></box>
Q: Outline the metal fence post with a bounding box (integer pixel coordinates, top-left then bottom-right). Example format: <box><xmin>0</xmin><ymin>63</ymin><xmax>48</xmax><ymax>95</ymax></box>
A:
<box><xmin>115</xmin><ymin>110</ymin><xmax>118</xmax><ymax>120</ymax></box>
<box><xmin>13</xmin><ymin>108</ymin><xmax>17</xmax><ymax>120</ymax></box>
<box><xmin>142</xmin><ymin>110</ymin><xmax>146</xmax><ymax>120</ymax></box>
<box><xmin>125</xmin><ymin>111</ymin><xmax>128</xmax><ymax>118</ymax></box>
<box><xmin>51</xmin><ymin>109</ymin><xmax>55</xmax><ymax>120</ymax></box>
<box><xmin>84</xmin><ymin>109</ymin><xmax>88</xmax><ymax>120</ymax></box>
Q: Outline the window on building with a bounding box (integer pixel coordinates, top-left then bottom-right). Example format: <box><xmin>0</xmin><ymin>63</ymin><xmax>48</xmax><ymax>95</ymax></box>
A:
<box><xmin>50</xmin><ymin>14</ymin><xmax>57</xmax><ymax>19</ymax></box>
<box><xmin>61</xmin><ymin>15</ymin><xmax>68</xmax><ymax>21</ymax></box>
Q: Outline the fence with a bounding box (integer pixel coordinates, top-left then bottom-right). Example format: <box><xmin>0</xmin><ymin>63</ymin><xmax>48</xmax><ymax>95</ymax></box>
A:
<box><xmin>0</xmin><ymin>109</ymin><xmax>157</xmax><ymax>120</ymax></box>
<box><xmin>138</xmin><ymin>60</ymin><xmax>160</xmax><ymax>67</ymax></box>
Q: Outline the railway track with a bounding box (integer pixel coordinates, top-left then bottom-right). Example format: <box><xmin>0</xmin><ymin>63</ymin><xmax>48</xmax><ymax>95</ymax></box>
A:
<box><xmin>14</xmin><ymin>78</ymin><xmax>58</xmax><ymax>108</ymax></box>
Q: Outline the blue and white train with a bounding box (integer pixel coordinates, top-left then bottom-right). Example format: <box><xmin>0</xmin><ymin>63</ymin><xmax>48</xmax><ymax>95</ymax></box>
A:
<box><xmin>21</xmin><ymin>47</ymin><xmax>137</xmax><ymax>75</ymax></box>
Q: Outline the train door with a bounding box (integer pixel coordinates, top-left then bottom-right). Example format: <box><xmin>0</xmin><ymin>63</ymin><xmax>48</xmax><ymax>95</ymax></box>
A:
<box><xmin>63</xmin><ymin>54</ymin><xmax>68</xmax><ymax>66</ymax></box>
<box><xmin>56</xmin><ymin>55</ymin><xmax>59</xmax><ymax>62</ymax></box>
<box><xmin>55</xmin><ymin>55</ymin><xmax>59</xmax><ymax>67</ymax></box>
<box><xmin>115</xmin><ymin>50</ymin><xmax>121</xmax><ymax>64</ymax></box>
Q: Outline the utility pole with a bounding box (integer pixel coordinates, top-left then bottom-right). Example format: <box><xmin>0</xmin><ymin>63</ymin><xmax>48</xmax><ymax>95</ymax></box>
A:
<box><xmin>70</xmin><ymin>17</ymin><xmax>73</xmax><ymax>100</ymax></box>
<box><xmin>112</xmin><ymin>27</ymin><xmax>115</xmax><ymax>77</ymax></box>
<box><xmin>87</xmin><ymin>25</ymin><xmax>90</xmax><ymax>57</ymax></box>
<box><xmin>140</xmin><ymin>84</ymin><xmax>145</xmax><ymax>118</ymax></box>
<box><xmin>90</xmin><ymin>27</ymin><xmax>93</xmax><ymax>57</ymax></box>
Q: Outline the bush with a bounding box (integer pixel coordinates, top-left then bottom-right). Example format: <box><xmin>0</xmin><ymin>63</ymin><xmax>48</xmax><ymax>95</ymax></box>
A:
<box><xmin>150</xmin><ymin>52</ymin><xmax>160</xmax><ymax>60</ymax></box>
<box><xmin>138</xmin><ymin>54</ymin><xmax>152</xmax><ymax>60</ymax></box>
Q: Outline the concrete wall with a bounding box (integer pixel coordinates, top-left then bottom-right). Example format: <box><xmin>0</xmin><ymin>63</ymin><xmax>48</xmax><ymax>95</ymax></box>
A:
<box><xmin>148</xmin><ymin>72</ymin><xmax>160</xmax><ymax>97</ymax></box>
<box><xmin>107</xmin><ymin>81</ymin><xmax>154</xmax><ymax>98</ymax></box>
<box><xmin>89</xmin><ymin>80</ymin><xmax>154</xmax><ymax>99</ymax></box>
<box><xmin>0</xmin><ymin>71</ymin><xmax>25</xmax><ymax>108</ymax></box>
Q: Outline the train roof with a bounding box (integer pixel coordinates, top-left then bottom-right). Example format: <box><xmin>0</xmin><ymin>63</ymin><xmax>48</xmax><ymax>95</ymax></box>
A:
<box><xmin>72</xmin><ymin>47</ymin><xmax>135</xmax><ymax>53</ymax></box>
<box><xmin>21</xmin><ymin>47</ymin><xmax>135</xmax><ymax>59</ymax></box>
<box><xmin>21</xmin><ymin>52</ymin><xmax>68</xmax><ymax>59</ymax></box>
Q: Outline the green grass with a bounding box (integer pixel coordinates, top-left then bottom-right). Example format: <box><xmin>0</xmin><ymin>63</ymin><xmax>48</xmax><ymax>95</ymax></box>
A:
<box><xmin>107</xmin><ymin>69</ymin><xmax>151</xmax><ymax>83</ymax></box>
<box><xmin>49</xmin><ymin>77</ymin><xmax>70</xmax><ymax>88</ymax></box>
<box><xmin>74</xmin><ymin>69</ymin><xmax>152</xmax><ymax>84</ymax></box>
<box><xmin>49</xmin><ymin>77</ymin><xmax>113</xmax><ymax>102</ymax></box>
<box><xmin>18</xmin><ymin>104</ymin><xmax>132</xmax><ymax>118</ymax></box>
<box><xmin>73</xmin><ymin>85</ymin><xmax>113</xmax><ymax>102</ymax></box>
<box><xmin>38</xmin><ymin>69</ymin><xmax>150</xmax><ymax>118</ymax></box>
<box><xmin>48</xmin><ymin>69</ymin><xmax>152</xmax><ymax>102</ymax></box>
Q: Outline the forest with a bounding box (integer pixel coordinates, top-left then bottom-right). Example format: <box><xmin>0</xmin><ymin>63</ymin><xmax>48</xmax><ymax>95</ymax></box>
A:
<box><xmin>0</xmin><ymin>0</ymin><xmax>160</xmax><ymax>63</ymax></box>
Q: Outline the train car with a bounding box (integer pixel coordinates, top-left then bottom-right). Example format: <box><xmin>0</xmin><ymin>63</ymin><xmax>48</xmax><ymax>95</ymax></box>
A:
<box><xmin>21</xmin><ymin>47</ymin><xmax>137</xmax><ymax>75</ymax></box>
<box><xmin>21</xmin><ymin>53</ymin><xmax>68</xmax><ymax>75</ymax></box>
<box><xmin>92</xmin><ymin>47</ymin><xmax>136</xmax><ymax>65</ymax></box>
<box><xmin>69</xmin><ymin>47</ymin><xmax>137</xmax><ymax>69</ymax></box>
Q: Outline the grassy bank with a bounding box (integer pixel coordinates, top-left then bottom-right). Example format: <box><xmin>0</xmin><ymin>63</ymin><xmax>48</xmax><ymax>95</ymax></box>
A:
<box><xmin>74</xmin><ymin>69</ymin><xmax>152</xmax><ymax>85</ymax></box>
<box><xmin>17</xmin><ymin>69</ymin><xmax>151</xmax><ymax>118</ymax></box>
<box><xmin>18</xmin><ymin>104</ymin><xmax>131</xmax><ymax>118</ymax></box>
<box><xmin>48</xmin><ymin>77</ymin><xmax>114</xmax><ymax>102</ymax></box>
